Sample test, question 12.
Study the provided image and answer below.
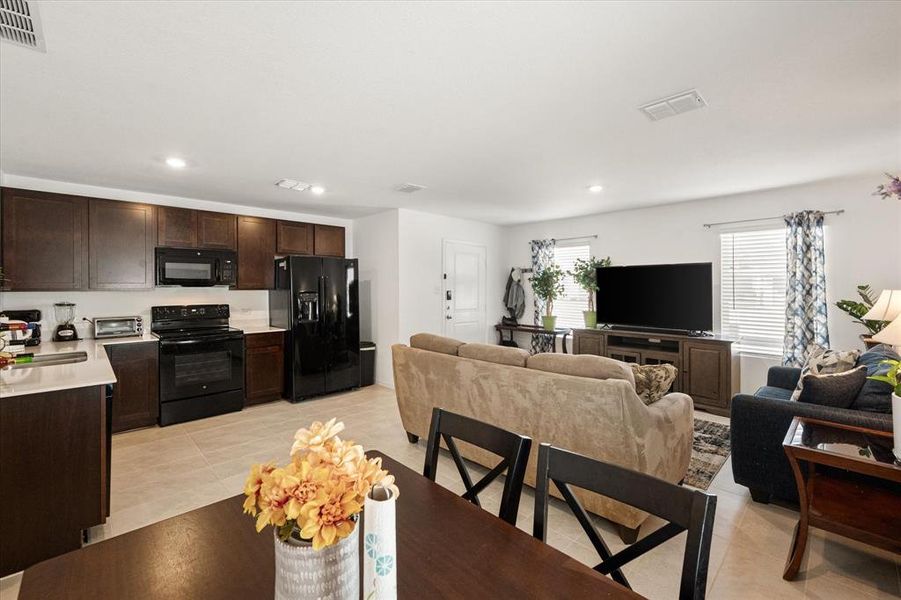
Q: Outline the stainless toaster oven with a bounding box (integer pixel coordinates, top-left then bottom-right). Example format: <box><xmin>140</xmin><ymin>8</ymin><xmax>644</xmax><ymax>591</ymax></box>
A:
<box><xmin>93</xmin><ymin>316</ymin><xmax>144</xmax><ymax>339</ymax></box>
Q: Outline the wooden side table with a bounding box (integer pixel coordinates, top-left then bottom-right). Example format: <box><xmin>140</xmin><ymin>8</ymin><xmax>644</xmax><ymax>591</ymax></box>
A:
<box><xmin>781</xmin><ymin>417</ymin><xmax>901</xmax><ymax>581</ymax></box>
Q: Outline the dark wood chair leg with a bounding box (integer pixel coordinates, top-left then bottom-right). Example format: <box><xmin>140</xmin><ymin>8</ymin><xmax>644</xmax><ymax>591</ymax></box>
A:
<box><xmin>406</xmin><ymin>432</ymin><xmax>419</xmax><ymax>444</ymax></box>
<box><xmin>617</xmin><ymin>523</ymin><xmax>640</xmax><ymax>545</ymax></box>
<box><xmin>749</xmin><ymin>487</ymin><xmax>771</xmax><ymax>504</ymax></box>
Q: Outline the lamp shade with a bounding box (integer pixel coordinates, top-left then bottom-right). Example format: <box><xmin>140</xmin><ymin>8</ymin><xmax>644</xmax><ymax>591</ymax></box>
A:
<box><xmin>862</xmin><ymin>289</ymin><xmax>901</xmax><ymax>322</ymax></box>
<box><xmin>872</xmin><ymin>315</ymin><xmax>901</xmax><ymax>346</ymax></box>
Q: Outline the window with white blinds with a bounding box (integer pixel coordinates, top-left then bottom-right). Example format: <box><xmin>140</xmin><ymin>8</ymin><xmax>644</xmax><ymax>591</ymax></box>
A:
<box><xmin>720</xmin><ymin>229</ymin><xmax>787</xmax><ymax>356</ymax></box>
<box><xmin>553</xmin><ymin>244</ymin><xmax>590</xmax><ymax>329</ymax></box>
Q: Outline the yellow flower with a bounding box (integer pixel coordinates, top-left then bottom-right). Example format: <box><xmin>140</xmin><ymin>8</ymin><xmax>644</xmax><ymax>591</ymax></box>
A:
<box><xmin>297</xmin><ymin>479</ymin><xmax>362</xmax><ymax>550</ymax></box>
<box><xmin>290</xmin><ymin>418</ymin><xmax>345</xmax><ymax>457</ymax></box>
<box><xmin>242</xmin><ymin>462</ymin><xmax>276</xmax><ymax>516</ymax></box>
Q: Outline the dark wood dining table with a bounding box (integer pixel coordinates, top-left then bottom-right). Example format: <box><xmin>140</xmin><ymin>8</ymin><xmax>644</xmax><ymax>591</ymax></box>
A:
<box><xmin>18</xmin><ymin>451</ymin><xmax>642</xmax><ymax>599</ymax></box>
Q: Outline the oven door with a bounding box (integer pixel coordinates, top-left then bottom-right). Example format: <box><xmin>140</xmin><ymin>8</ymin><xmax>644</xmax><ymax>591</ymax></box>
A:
<box><xmin>158</xmin><ymin>335</ymin><xmax>244</xmax><ymax>402</ymax></box>
<box><xmin>156</xmin><ymin>251</ymin><xmax>219</xmax><ymax>287</ymax></box>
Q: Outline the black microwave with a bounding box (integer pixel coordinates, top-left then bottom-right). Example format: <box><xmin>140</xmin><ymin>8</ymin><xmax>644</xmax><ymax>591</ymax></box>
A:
<box><xmin>155</xmin><ymin>248</ymin><xmax>237</xmax><ymax>287</ymax></box>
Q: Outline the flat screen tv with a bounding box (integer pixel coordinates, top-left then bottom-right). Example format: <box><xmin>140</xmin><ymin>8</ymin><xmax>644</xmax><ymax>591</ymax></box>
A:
<box><xmin>595</xmin><ymin>263</ymin><xmax>713</xmax><ymax>332</ymax></box>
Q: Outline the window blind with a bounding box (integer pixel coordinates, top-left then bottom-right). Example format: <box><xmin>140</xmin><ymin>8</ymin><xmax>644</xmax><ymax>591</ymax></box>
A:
<box><xmin>553</xmin><ymin>244</ymin><xmax>590</xmax><ymax>329</ymax></box>
<box><xmin>720</xmin><ymin>229</ymin><xmax>787</xmax><ymax>355</ymax></box>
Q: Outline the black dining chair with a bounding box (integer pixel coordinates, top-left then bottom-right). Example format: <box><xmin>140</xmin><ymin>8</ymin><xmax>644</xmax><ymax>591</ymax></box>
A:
<box><xmin>423</xmin><ymin>407</ymin><xmax>532</xmax><ymax>525</ymax></box>
<box><xmin>532</xmin><ymin>443</ymin><xmax>717</xmax><ymax>600</ymax></box>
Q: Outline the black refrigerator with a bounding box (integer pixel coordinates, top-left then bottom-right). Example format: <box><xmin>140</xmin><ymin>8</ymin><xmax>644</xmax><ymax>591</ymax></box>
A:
<box><xmin>269</xmin><ymin>256</ymin><xmax>361</xmax><ymax>401</ymax></box>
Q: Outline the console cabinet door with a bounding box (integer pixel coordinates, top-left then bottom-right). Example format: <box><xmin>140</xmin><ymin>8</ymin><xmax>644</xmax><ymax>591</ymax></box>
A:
<box><xmin>157</xmin><ymin>206</ymin><xmax>197</xmax><ymax>248</ymax></box>
<box><xmin>198</xmin><ymin>211</ymin><xmax>237</xmax><ymax>250</ymax></box>
<box><xmin>237</xmin><ymin>216</ymin><xmax>276</xmax><ymax>289</ymax></box>
<box><xmin>245</xmin><ymin>332</ymin><xmax>285</xmax><ymax>405</ymax></box>
<box><xmin>573</xmin><ymin>330</ymin><xmax>604</xmax><ymax>356</ymax></box>
<box><xmin>313</xmin><ymin>224</ymin><xmax>345</xmax><ymax>257</ymax></box>
<box><xmin>276</xmin><ymin>221</ymin><xmax>314</xmax><ymax>255</ymax></box>
<box><xmin>1</xmin><ymin>188</ymin><xmax>88</xmax><ymax>291</ymax></box>
<box><xmin>682</xmin><ymin>342</ymin><xmax>727</xmax><ymax>408</ymax></box>
<box><xmin>106</xmin><ymin>342</ymin><xmax>159</xmax><ymax>433</ymax></box>
<box><xmin>89</xmin><ymin>199</ymin><xmax>156</xmax><ymax>290</ymax></box>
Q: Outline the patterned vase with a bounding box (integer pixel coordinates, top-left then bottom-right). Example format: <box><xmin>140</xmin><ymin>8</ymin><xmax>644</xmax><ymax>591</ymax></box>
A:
<box><xmin>273</xmin><ymin>523</ymin><xmax>359</xmax><ymax>600</ymax></box>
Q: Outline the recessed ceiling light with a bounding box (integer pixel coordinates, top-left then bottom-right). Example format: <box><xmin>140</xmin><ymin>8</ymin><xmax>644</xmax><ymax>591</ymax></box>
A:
<box><xmin>165</xmin><ymin>157</ymin><xmax>187</xmax><ymax>169</ymax></box>
<box><xmin>588</xmin><ymin>185</ymin><xmax>604</xmax><ymax>193</ymax></box>
<box><xmin>310</xmin><ymin>186</ymin><xmax>325</xmax><ymax>195</ymax></box>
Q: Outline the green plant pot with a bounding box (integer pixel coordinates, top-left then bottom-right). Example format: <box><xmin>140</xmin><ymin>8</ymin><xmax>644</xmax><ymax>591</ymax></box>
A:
<box><xmin>583</xmin><ymin>311</ymin><xmax>597</xmax><ymax>329</ymax></box>
<box><xmin>542</xmin><ymin>316</ymin><xmax>557</xmax><ymax>331</ymax></box>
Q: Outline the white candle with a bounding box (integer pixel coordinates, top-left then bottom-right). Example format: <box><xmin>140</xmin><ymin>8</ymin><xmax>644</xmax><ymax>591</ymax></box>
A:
<box><xmin>363</xmin><ymin>484</ymin><xmax>397</xmax><ymax>600</ymax></box>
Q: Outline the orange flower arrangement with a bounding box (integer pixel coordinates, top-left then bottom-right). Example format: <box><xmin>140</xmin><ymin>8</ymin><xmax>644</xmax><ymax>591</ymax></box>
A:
<box><xmin>243</xmin><ymin>418</ymin><xmax>398</xmax><ymax>550</ymax></box>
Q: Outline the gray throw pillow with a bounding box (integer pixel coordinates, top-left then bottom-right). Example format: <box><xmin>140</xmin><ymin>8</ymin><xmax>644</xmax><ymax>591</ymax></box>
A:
<box><xmin>790</xmin><ymin>346</ymin><xmax>860</xmax><ymax>401</ymax></box>
<box><xmin>852</xmin><ymin>344</ymin><xmax>900</xmax><ymax>414</ymax></box>
<box><xmin>797</xmin><ymin>366</ymin><xmax>868</xmax><ymax>409</ymax></box>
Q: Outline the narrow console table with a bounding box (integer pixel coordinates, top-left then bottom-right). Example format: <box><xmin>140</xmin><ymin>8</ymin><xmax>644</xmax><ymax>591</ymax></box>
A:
<box><xmin>571</xmin><ymin>328</ymin><xmax>739</xmax><ymax>415</ymax></box>
<box><xmin>495</xmin><ymin>324</ymin><xmax>572</xmax><ymax>354</ymax></box>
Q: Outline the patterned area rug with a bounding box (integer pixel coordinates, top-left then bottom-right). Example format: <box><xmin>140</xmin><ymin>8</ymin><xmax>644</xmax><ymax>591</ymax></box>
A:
<box><xmin>684</xmin><ymin>418</ymin><xmax>731</xmax><ymax>490</ymax></box>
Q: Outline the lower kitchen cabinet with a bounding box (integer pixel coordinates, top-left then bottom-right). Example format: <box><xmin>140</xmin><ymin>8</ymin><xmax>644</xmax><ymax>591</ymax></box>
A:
<box><xmin>105</xmin><ymin>342</ymin><xmax>160</xmax><ymax>433</ymax></box>
<box><xmin>245</xmin><ymin>332</ymin><xmax>285</xmax><ymax>405</ymax></box>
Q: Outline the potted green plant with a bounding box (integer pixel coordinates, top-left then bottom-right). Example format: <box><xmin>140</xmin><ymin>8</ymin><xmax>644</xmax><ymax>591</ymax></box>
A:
<box><xmin>530</xmin><ymin>263</ymin><xmax>565</xmax><ymax>331</ymax></box>
<box><xmin>835</xmin><ymin>285</ymin><xmax>890</xmax><ymax>348</ymax></box>
<box><xmin>567</xmin><ymin>256</ymin><xmax>611</xmax><ymax>328</ymax></box>
<box><xmin>869</xmin><ymin>358</ymin><xmax>900</xmax><ymax>463</ymax></box>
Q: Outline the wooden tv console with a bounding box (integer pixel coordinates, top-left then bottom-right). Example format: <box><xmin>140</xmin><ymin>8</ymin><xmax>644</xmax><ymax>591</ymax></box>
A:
<box><xmin>572</xmin><ymin>328</ymin><xmax>739</xmax><ymax>416</ymax></box>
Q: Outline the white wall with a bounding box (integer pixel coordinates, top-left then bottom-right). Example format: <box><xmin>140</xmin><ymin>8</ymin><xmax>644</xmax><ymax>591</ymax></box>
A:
<box><xmin>0</xmin><ymin>174</ymin><xmax>355</xmax><ymax>334</ymax></box>
<box><xmin>397</xmin><ymin>209</ymin><xmax>506</xmax><ymax>345</ymax></box>
<box><xmin>353</xmin><ymin>210</ymin><xmax>400</xmax><ymax>387</ymax></box>
<box><xmin>502</xmin><ymin>174</ymin><xmax>901</xmax><ymax>392</ymax></box>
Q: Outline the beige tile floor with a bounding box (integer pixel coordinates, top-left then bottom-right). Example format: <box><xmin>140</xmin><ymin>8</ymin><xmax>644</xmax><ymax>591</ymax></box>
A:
<box><xmin>2</xmin><ymin>384</ymin><xmax>899</xmax><ymax>599</ymax></box>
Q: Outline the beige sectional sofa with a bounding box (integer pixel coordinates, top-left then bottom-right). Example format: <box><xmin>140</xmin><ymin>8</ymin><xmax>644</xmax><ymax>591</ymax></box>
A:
<box><xmin>392</xmin><ymin>333</ymin><xmax>694</xmax><ymax>538</ymax></box>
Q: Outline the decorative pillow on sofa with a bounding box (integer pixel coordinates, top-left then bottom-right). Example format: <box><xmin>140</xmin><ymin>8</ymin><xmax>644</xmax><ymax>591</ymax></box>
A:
<box><xmin>797</xmin><ymin>366</ymin><xmax>868</xmax><ymax>409</ymax></box>
<box><xmin>852</xmin><ymin>344</ymin><xmax>900</xmax><ymax>413</ymax></box>
<box><xmin>630</xmin><ymin>364</ymin><xmax>679</xmax><ymax>405</ymax></box>
<box><xmin>526</xmin><ymin>353</ymin><xmax>635</xmax><ymax>388</ymax></box>
<box><xmin>790</xmin><ymin>346</ymin><xmax>860</xmax><ymax>401</ymax></box>
<box><xmin>410</xmin><ymin>333</ymin><xmax>465</xmax><ymax>356</ymax></box>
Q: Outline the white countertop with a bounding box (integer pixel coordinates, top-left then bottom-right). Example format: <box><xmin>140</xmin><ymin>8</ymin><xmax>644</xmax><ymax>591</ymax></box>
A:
<box><xmin>233</xmin><ymin>322</ymin><xmax>287</xmax><ymax>334</ymax></box>
<box><xmin>0</xmin><ymin>334</ymin><xmax>156</xmax><ymax>399</ymax></box>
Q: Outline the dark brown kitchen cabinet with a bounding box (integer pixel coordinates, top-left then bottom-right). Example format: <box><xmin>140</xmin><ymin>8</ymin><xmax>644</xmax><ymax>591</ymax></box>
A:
<box><xmin>244</xmin><ymin>332</ymin><xmax>285</xmax><ymax>405</ymax></box>
<box><xmin>1</xmin><ymin>188</ymin><xmax>89</xmax><ymax>290</ymax></box>
<box><xmin>198</xmin><ymin>211</ymin><xmax>237</xmax><ymax>250</ymax></box>
<box><xmin>276</xmin><ymin>220</ymin><xmax>313</xmax><ymax>255</ymax></box>
<box><xmin>105</xmin><ymin>342</ymin><xmax>160</xmax><ymax>433</ymax></box>
<box><xmin>314</xmin><ymin>224</ymin><xmax>345</xmax><ymax>257</ymax></box>
<box><xmin>89</xmin><ymin>199</ymin><xmax>156</xmax><ymax>289</ymax></box>
<box><xmin>237</xmin><ymin>215</ymin><xmax>276</xmax><ymax>289</ymax></box>
<box><xmin>157</xmin><ymin>206</ymin><xmax>197</xmax><ymax>247</ymax></box>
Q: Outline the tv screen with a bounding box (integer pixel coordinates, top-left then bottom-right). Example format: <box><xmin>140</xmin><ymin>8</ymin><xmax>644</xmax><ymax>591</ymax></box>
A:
<box><xmin>595</xmin><ymin>263</ymin><xmax>713</xmax><ymax>332</ymax></box>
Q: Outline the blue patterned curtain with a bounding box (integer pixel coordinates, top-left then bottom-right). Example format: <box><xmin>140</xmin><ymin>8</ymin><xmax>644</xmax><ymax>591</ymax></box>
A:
<box><xmin>530</xmin><ymin>239</ymin><xmax>555</xmax><ymax>354</ymax></box>
<box><xmin>783</xmin><ymin>211</ymin><xmax>829</xmax><ymax>366</ymax></box>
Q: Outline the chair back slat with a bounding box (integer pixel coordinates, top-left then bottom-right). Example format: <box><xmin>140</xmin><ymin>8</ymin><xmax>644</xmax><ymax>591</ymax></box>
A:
<box><xmin>423</xmin><ymin>407</ymin><xmax>531</xmax><ymax>525</ymax></box>
<box><xmin>533</xmin><ymin>443</ymin><xmax>717</xmax><ymax>600</ymax></box>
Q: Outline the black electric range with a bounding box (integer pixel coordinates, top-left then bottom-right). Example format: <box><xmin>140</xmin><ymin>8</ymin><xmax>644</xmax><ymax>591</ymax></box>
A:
<box><xmin>151</xmin><ymin>304</ymin><xmax>244</xmax><ymax>426</ymax></box>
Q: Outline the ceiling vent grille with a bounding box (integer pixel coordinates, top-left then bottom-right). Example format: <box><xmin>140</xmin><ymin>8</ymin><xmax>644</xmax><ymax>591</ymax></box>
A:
<box><xmin>395</xmin><ymin>183</ymin><xmax>427</xmax><ymax>194</ymax></box>
<box><xmin>0</xmin><ymin>0</ymin><xmax>46</xmax><ymax>52</ymax></box>
<box><xmin>639</xmin><ymin>89</ymin><xmax>706</xmax><ymax>121</ymax></box>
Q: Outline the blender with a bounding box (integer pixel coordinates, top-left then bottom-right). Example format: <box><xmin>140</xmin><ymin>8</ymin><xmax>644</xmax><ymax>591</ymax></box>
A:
<box><xmin>53</xmin><ymin>302</ymin><xmax>80</xmax><ymax>342</ymax></box>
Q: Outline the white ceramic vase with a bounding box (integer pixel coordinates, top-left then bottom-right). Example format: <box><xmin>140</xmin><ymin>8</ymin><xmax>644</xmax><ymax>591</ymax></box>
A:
<box><xmin>273</xmin><ymin>523</ymin><xmax>359</xmax><ymax>600</ymax></box>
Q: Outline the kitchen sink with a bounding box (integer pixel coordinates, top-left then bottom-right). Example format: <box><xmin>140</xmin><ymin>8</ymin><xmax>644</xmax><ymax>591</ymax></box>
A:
<box><xmin>8</xmin><ymin>351</ymin><xmax>89</xmax><ymax>368</ymax></box>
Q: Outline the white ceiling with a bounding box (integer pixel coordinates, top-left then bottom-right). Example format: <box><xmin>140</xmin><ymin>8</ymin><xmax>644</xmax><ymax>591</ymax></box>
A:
<box><xmin>1</xmin><ymin>1</ymin><xmax>899</xmax><ymax>225</ymax></box>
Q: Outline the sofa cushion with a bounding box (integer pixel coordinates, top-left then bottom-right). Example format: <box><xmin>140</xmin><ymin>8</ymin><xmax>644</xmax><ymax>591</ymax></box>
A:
<box><xmin>410</xmin><ymin>333</ymin><xmax>465</xmax><ymax>356</ymax></box>
<box><xmin>790</xmin><ymin>346</ymin><xmax>860</xmax><ymax>401</ymax></box>
<box><xmin>630</xmin><ymin>363</ymin><xmax>678</xmax><ymax>405</ymax></box>
<box><xmin>754</xmin><ymin>385</ymin><xmax>794</xmax><ymax>402</ymax></box>
<box><xmin>797</xmin><ymin>366</ymin><xmax>868</xmax><ymax>409</ymax></box>
<box><xmin>458</xmin><ymin>343</ymin><xmax>530</xmax><ymax>367</ymax></box>
<box><xmin>852</xmin><ymin>344</ymin><xmax>899</xmax><ymax>413</ymax></box>
<box><xmin>526</xmin><ymin>353</ymin><xmax>635</xmax><ymax>388</ymax></box>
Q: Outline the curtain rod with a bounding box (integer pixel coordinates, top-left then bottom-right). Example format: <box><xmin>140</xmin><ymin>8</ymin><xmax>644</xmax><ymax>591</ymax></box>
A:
<box><xmin>552</xmin><ymin>234</ymin><xmax>598</xmax><ymax>242</ymax></box>
<box><xmin>702</xmin><ymin>209</ymin><xmax>844</xmax><ymax>229</ymax></box>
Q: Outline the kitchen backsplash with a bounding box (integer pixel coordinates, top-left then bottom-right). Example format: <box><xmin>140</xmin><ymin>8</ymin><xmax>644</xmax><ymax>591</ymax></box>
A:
<box><xmin>0</xmin><ymin>289</ymin><xmax>269</xmax><ymax>337</ymax></box>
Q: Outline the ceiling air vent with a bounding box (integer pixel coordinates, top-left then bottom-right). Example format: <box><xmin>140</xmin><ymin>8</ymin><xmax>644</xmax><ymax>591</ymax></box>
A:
<box><xmin>0</xmin><ymin>0</ymin><xmax>46</xmax><ymax>52</ymax></box>
<box><xmin>395</xmin><ymin>183</ymin><xmax>427</xmax><ymax>194</ymax></box>
<box><xmin>639</xmin><ymin>89</ymin><xmax>706</xmax><ymax>121</ymax></box>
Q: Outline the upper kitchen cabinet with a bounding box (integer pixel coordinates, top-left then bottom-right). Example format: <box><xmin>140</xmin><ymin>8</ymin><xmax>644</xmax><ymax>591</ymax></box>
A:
<box><xmin>1</xmin><ymin>188</ymin><xmax>89</xmax><ymax>291</ymax></box>
<box><xmin>89</xmin><ymin>199</ymin><xmax>156</xmax><ymax>290</ymax></box>
<box><xmin>237</xmin><ymin>215</ymin><xmax>276</xmax><ymax>289</ymax></box>
<box><xmin>158</xmin><ymin>207</ymin><xmax>236</xmax><ymax>250</ymax></box>
<box><xmin>276</xmin><ymin>220</ymin><xmax>314</xmax><ymax>255</ymax></box>
<box><xmin>313</xmin><ymin>224</ymin><xmax>346</xmax><ymax>257</ymax></box>
<box><xmin>197</xmin><ymin>211</ymin><xmax>237</xmax><ymax>250</ymax></box>
<box><xmin>157</xmin><ymin>206</ymin><xmax>197</xmax><ymax>248</ymax></box>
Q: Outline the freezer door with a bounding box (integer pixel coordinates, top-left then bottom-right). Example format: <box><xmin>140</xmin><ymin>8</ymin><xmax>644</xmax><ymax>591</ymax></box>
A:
<box><xmin>290</xmin><ymin>256</ymin><xmax>327</xmax><ymax>399</ymax></box>
<box><xmin>323</xmin><ymin>258</ymin><xmax>360</xmax><ymax>393</ymax></box>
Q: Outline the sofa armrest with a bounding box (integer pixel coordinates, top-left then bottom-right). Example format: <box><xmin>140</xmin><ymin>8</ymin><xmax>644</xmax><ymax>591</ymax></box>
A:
<box><xmin>766</xmin><ymin>366</ymin><xmax>802</xmax><ymax>390</ymax></box>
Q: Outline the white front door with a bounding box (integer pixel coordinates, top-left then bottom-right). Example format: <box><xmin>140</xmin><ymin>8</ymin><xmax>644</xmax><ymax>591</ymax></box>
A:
<box><xmin>443</xmin><ymin>240</ymin><xmax>487</xmax><ymax>342</ymax></box>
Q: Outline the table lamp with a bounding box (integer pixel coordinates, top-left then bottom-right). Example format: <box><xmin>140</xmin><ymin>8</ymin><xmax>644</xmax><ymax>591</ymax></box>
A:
<box><xmin>871</xmin><ymin>315</ymin><xmax>900</xmax><ymax>463</ymax></box>
<box><xmin>862</xmin><ymin>289</ymin><xmax>901</xmax><ymax>324</ymax></box>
